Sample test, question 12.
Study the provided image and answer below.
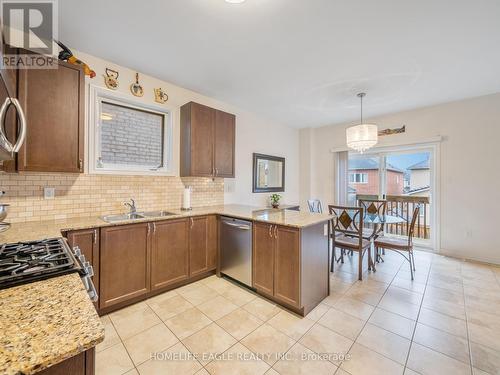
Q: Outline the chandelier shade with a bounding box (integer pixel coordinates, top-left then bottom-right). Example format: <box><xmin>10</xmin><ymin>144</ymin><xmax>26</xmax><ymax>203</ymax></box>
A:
<box><xmin>346</xmin><ymin>124</ymin><xmax>378</xmax><ymax>153</ymax></box>
<box><xmin>346</xmin><ymin>92</ymin><xmax>378</xmax><ymax>153</ymax></box>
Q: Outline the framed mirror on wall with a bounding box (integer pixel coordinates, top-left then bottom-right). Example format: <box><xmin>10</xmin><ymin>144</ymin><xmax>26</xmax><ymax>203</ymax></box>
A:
<box><xmin>252</xmin><ymin>153</ymin><xmax>285</xmax><ymax>193</ymax></box>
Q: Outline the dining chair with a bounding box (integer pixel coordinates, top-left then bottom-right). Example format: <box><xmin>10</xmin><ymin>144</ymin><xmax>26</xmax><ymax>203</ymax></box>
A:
<box><xmin>307</xmin><ymin>199</ymin><xmax>323</xmax><ymax>213</ymax></box>
<box><xmin>374</xmin><ymin>205</ymin><xmax>420</xmax><ymax>280</ymax></box>
<box><xmin>358</xmin><ymin>199</ymin><xmax>387</xmax><ymax>240</ymax></box>
<box><xmin>328</xmin><ymin>205</ymin><xmax>373</xmax><ymax>281</ymax></box>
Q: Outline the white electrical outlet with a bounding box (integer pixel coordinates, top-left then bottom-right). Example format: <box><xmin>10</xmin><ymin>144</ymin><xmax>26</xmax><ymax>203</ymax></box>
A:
<box><xmin>44</xmin><ymin>187</ymin><xmax>55</xmax><ymax>199</ymax></box>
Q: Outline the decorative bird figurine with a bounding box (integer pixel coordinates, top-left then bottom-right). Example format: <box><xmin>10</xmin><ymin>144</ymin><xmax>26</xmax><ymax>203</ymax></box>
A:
<box><xmin>55</xmin><ymin>40</ymin><xmax>96</xmax><ymax>78</ymax></box>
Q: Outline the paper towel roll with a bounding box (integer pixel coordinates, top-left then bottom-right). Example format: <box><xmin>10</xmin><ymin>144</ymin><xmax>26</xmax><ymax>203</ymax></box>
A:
<box><xmin>182</xmin><ymin>186</ymin><xmax>191</xmax><ymax>210</ymax></box>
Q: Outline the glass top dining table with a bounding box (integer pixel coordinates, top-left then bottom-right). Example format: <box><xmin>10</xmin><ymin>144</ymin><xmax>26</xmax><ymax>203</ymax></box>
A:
<box><xmin>337</xmin><ymin>210</ymin><xmax>407</xmax><ymax>225</ymax></box>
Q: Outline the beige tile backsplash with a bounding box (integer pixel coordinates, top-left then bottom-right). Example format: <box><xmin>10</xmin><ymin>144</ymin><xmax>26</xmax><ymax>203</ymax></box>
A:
<box><xmin>0</xmin><ymin>173</ymin><xmax>224</xmax><ymax>223</ymax></box>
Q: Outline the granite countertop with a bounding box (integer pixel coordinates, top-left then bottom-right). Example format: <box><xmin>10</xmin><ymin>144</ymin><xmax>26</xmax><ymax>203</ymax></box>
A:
<box><xmin>0</xmin><ymin>274</ymin><xmax>104</xmax><ymax>375</ymax></box>
<box><xmin>0</xmin><ymin>204</ymin><xmax>332</xmax><ymax>243</ymax></box>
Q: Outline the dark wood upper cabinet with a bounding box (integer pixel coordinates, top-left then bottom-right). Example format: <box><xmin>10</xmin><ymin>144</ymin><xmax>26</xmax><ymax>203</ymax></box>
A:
<box><xmin>151</xmin><ymin>218</ymin><xmax>190</xmax><ymax>290</ymax></box>
<box><xmin>214</xmin><ymin>110</ymin><xmax>235</xmax><ymax>177</ymax></box>
<box><xmin>99</xmin><ymin>223</ymin><xmax>151</xmax><ymax>309</ymax></box>
<box><xmin>252</xmin><ymin>222</ymin><xmax>275</xmax><ymax>296</ymax></box>
<box><xmin>180</xmin><ymin>102</ymin><xmax>235</xmax><ymax>178</ymax></box>
<box><xmin>17</xmin><ymin>59</ymin><xmax>84</xmax><ymax>172</ymax></box>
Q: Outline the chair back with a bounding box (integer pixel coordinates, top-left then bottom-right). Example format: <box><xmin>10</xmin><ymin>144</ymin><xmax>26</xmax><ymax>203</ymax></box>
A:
<box><xmin>407</xmin><ymin>205</ymin><xmax>420</xmax><ymax>246</ymax></box>
<box><xmin>328</xmin><ymin>205</ymin><xmax>364</xmax><ymax>239</ymax></box>
<box><xmin>358</xmin><ymin>199</ymin><xmax>387</xmax><ymax>218</ymax></box>
<box><xmin>307</xmin><ymin>199</ymin><xmax>323</xmax><ymax>213</ymax></box>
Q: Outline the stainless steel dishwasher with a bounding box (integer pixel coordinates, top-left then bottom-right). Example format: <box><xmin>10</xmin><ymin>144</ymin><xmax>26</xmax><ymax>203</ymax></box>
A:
<box><xmin>220</xmin><ymin>216</ymin><xmax>253</xmax><ymax>287</ymax></box>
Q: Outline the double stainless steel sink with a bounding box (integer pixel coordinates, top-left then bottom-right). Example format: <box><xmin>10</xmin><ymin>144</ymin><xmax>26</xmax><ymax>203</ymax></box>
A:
<box><xmin>101</xmin><ymin>210</ymin><xmax>176</xmax><ymax>223</ymax></box>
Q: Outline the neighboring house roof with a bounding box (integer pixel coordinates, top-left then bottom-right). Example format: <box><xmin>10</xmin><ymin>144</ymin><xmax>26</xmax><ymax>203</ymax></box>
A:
<box><xmin>407</xmin><ymin>158</ymin><xmax>430</xmax><ymax>170</ymax></box>
<box><xmin>406</xmin><ymin>185</ymin><xmax>430</xmax><ymax>195</ymax></box>
<box><xmin>349</xmin><ymin>158</ymin><xmax>403</xmax><ymax>173</ymax></box>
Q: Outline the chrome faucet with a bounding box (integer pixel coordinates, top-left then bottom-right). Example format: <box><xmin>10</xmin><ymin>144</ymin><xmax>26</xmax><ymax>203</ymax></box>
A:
<box><xmin>124</xmin><ymin>199</ymin><xmax>137</xmax><ymax>214</ymax></box>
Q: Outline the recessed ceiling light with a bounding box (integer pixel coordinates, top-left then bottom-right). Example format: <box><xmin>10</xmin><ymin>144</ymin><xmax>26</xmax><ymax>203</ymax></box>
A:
<box><xmin>225</xmin><ymin>0</ymin><xmax>246</xmax><ymax>3</ymax></box>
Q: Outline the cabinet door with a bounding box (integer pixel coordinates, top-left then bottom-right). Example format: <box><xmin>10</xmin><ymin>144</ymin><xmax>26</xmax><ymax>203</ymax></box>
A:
<box><xmin>189</xmin><ymin>216</ymin><xmax>211</xmax><ymax>277</ymax></box>
<box><xmin>252</xmin><ymin>222</ymin><xmax>274</xmax><ymax>296</ymax></box>
<box><xmin>100</xmin><ymin>223</ymin><xmax>150</xmax><ymax>309</ymax></box>
<box><xmin>186</xmin><ymin>102</ymin><xmax>215</xmax><ymax>177</ymax></box>
<box><xmin>274</xmin><ymin>226</ymin><xmax>301</xmax><ymax>308</ymax></box>
<box><xmin>66</xmin><ymin>228</ymin><xmax>99</xmax><ymax>295</ymax></box>
<box><xmin>214</xmin><ymin>110</ymin><xmax>235</xmax><ymax>178</ymax></box>
<box><xmin>151</xmin><ymin>219</ymin><xmax>189</xmax><ymax>290</ymax></box>
<box><xmin>17</xmin><ymin>60</ymin><xmax>84</xmax><ymax>172</ymax></box>
<box><xmin>207</xmin><ymin>215</ymin><xmax>218</xmax><ymax>271</ymax></box>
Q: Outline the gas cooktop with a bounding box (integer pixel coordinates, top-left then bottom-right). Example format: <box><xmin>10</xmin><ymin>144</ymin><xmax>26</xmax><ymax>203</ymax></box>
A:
<box><xmin>0</xmin><ymin>238</ymin><xmax>82</xmax><ymax>289</ymax></box>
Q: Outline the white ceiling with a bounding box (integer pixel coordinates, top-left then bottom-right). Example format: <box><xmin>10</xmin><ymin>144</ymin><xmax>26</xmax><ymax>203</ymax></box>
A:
<box><xmin>59</xmin><ymin>0</ymin><xmax>500</xmax><ymax>128</ymax></box>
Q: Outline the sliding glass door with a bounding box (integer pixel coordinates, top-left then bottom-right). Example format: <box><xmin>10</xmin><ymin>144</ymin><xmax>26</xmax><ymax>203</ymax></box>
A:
<box><xmin>346</xmin><ymin>147</ymin><xmax>434</xmax><ymax>249</ymax></box>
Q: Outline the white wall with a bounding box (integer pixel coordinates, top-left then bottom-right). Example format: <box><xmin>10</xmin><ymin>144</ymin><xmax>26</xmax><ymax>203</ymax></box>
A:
<box><xmin>300</xmin><ymin>93</ymin><xmax>500</xmax><ymax>265</ymax></box>
<box><xmin>74</xmin><ymin>50</ymin><xmax>300</xmax><ymax>207</ymax></box>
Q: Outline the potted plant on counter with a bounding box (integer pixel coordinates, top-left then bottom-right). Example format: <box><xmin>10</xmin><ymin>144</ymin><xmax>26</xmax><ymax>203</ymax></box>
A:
<box><xmin>270</xmin><ymin>193</ymin><xmax>282</xmax><ymax>209</ymax></box>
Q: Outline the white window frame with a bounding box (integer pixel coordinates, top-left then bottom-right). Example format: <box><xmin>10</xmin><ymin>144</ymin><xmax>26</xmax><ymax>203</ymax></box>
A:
<box><xmin>349</xmin><ymin>172</ymin><xmax>368</xmax><ymax>184</ymax></box>
<box><xmin>88</xmin><ymin>85</ymin><xmax>174</xmax><ymax>176</ymax></box>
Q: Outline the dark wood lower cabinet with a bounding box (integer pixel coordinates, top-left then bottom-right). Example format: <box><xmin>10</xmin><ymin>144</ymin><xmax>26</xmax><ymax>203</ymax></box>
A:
<box><xmin>189</xmin><ymin>215</ymin><xmax>217</xmax><ymax>277</ymax></box>
<box><xmin>99</xmin><ymin>223</ymin><xmax>151</xmax><ymax>309</ymax></box>
<box><xmin>274</xmin><ymin>226</ymin><xmax>301</xmax><ymax>308</ymax></box>
<box><xmin>37</xmin><ymin>348</ymin><xmax>94</xmax><ymax>375</ymax></box>
<box><xmin>151</xmin><ymin>218</ymin><xmax>190</xmax><ymax>290</ymax></box>
<box><xmin>253</xmin><ymin>222</ymin><xmax>275</xmax><ymax>296</ymax></box>
<box><xmin>253</xmin><ymin>222</ymin><xmax>328</xmax><ymax>315</ymax></box>
<box><xmin>66</xmin><ymin>228</ymin><xmax>99</xmax><ymax>308</ymax></box>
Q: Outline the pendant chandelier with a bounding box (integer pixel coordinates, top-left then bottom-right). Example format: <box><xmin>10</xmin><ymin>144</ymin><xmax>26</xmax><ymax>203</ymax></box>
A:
<box><xmin>346</xmin><ymin>93</ymin><xmax>378</xmax><ymax>153</ymax></box>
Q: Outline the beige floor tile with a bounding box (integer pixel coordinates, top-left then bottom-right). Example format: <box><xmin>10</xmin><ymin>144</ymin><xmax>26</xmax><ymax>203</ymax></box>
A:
<box><xmin>123</xmin><ymin>323</ymin><xmax>179</xmax><ymax>365</ymax></box>
<box><xmin>195</xmin><ymin>368</ymin><xmax>211</xmax><ymax>375</ymax></box>
<box><xmin>136</xmin><ymin>342</ymin><xmax>203</xmax><ymax>375</ymax></box>
<box><xmin>318</xmin><ymin>307</ymin><xmax>365</xmax><ymax>340</ymax></box>
<box><xmin>124</xmin><ymin>369</ymin><xmax>139</xmax><ymax>375</ymax></box>
<box><xmin>147</xmin><ymin>294</ymin><xmax>194</xmax><ymax>320</ymax></box>
<box><xmin>403</xmin><ymin>368</ymin><xmax>420</xmax><ymax>375</ymax></box>
<box><xmin>322</xmin><ymin>292</ymin><xmax>344</xmax><ymax>307</ymax></box>
<box><xmin>305</xmin><ymin>303</ymin><xmax>330</xmax><ymax>322</ymax></box>
<box><xmin>356</xmin><ymin>323</ymin><xmax>410</xmax><ymax>365</ymax></box>
<box><xmin>273</xmin><ymin>342</ymin><xmax>338</xmax><ymax>375</ymax></box>
<box><xmin>391</xmin><ymin>277</ymin><xmax>426</xmax><ymax>294</ymax></box>
<box><xmin>97</xmin><ymin>315</ymin><xmax>121</xmax><ymax>352</ymax></box>
<box><xmin>334</xmin><ymin>297</ymin><xmax>374</xmax><ymax>321</ymax></box>
<box><xmin>378</xmin><ymin>295</ymin><xmax>420</xmax><ymax>320</ymax></box>
<box><xmin>299</xmin><ymin>324</ymin><xmax>353</xmax><ymax>364</ymax></box>
<box><xmin>335</xmin><ymin>369</ymin><xmax>352</xmax><ymax>375</ymax></box>
<box><xmin>406</xmin><ymin>343</ymin><xmax>471</xmax><ymax>375</ymax></box>
<box><xmin>203</xmin><ymin>277</ymin><xmax>235</xmax><ymax>294</ymax></box>
<box><xmin>197</xmin><ymin>295</ymin><xmax>239</xmax><ymax>320</ymax></box>
<box><xmin>178</xmin><ymin>284</ymin><xmax>220</xmax><ymax>306</ymax></box>
<box><xmin>216</xmin><ymin>308</ymin><xmax>264</xmax><ymax>340</ymax></box>
<box><xmin>341</xmin><ymin>343</ymin><xmax>404</xmax><ymax>375</ymax></box>
<box><xmin>420</xmin><ymin>298</ymin><xmax>466</xmax><ymax>320</ymax></box>
<box><xmin>220</xmin><ymin>284</ymin><xmax>258</xmax><ymax>306</ymax></box>
<box><xmin>267</xmin><ymin>310</ymin><xmax>315</xmax><ymax>340</ymax></box>
<box><xmin>109</xmin><ymin>302</ymin><xmax>162</xmax><ymax>340</ymax></box>
<box><xmin>468</xmin><ymin>322</ymin><xmax>500</xmax><ymax>352</ymax></box>
<box><xmin>96</xmin><ymin>342</ymin><xmax>134</xmax><ymax>375</ymax></box>
<box><xmin>242</xmin><ymin>297</ymin><xmax>282</xmax><ymax>321</ymax></box>
<box><xmin>467</xmin><ymin>308</ymin><xmax>500</xmax><ymax>331</ymax></box>
<box><xmin>417</xmin><ymin>307</ymin><xmax>467</xmax><ymax>338</ymax></box>
<box><xmin>396</xmin><ymin>269</ymin><xmax>428</xmax><ymax>285</ymax></box>
<box><xmin>241</xmin><ymin>324</ymin><xmax>296</xmax><ymax>366</ymax></box>
<box><xmin>182</xmin><ymin>323</ymin><xmax>237</xmax><ymax>365</ymax></box>
<box><xmin>164</xmin><ymin>307</ymin><xmax>212</xmax><ymax>339</ymax></box>
<box><xmin>205</xmin><ymin>342</ymin><xmax>270</xmax><ymax>375</ymax></box>
<box><xmin>344</xmin><ymin>285</ymin><xmax>384</xmax><ymax>306</ymax></box>
<box><xmin>368</xmin><ymin>308</ymin><xmax>415</xmax><ymax>339</ymax></box>
<box><xmin>470</xmin><ymin>342</ymin><xmax>500</xmax><ymax>375</ymax></box>
<box><xmin>384</xmin><ymin>286</ymin><xmax>423</xmax><ymax>306</ymax></box>
<box><xmin>424</xmin><ymin>286</ymin><xmax>464</xmax><ymax>306</ymax></box>
<box><xmin>413</xmin><ymin>323</ymin><xmax>469</xmax><ymax>364</ymax></box>
<box><xmin>265</xmin><ymin>368</ymin><xmax>280</xmax><ymax>375</ymax></box>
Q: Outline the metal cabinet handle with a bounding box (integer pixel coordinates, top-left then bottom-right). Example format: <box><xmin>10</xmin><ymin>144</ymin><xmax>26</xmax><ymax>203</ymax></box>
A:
<box><xmin>274</xmin><ymin>225</ymin><xmax>278</xmax><ymax>239</ymax></box>
<box><xmin>153</xmin><ymin>222</ymin><xmax>156</xmax><ymax>233</ymax></box>
<box><xmin>215</xmin><ymin>167</ymin><xmax>219</xmax><ymax>176</ymax></box>
<box><xmin>268</xmin><ymin>225</ymin><xmax>272</xmax><ymax>238</ymax></box>
<box><xmin>93</xmin><ymin>229</ymin><xmax>97</xmax><ymax>244</ymax></box>
<box><xmin>222</xmin><ymin>221</ymin><xmax>250</xmax><ymax>230</ymax></box>
<box><xmin>190</xmin><ymin>217</ymin><xmax>194</xmax><ymax>228</ymax></box>
<box><xmin>0</xmin><ymin>98</ymin><xmax>27</xmax><ymax>153</ymax></box>
<box><xmin>147</xmin><ymin>223</ymin><xmax>151</xmax><ymax>235</ymax></box>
